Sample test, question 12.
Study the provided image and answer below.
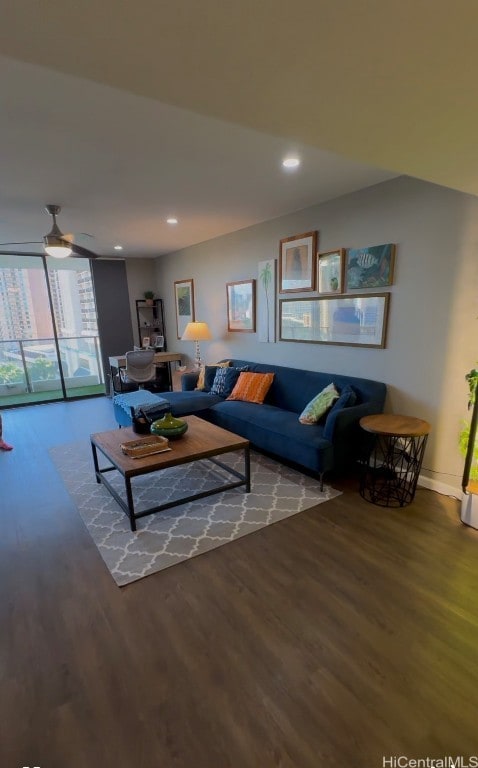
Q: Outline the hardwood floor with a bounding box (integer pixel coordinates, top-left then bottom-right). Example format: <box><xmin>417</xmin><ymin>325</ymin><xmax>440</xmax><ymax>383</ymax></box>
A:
<box><xmin>1</xmin><ymin>398</ymin><xmax>478</xmax><ymax>767</ymax></box>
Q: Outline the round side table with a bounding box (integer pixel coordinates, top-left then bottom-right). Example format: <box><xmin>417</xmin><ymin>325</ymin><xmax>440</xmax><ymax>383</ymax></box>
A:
<box><xmin>359</xmin><ymin>414</ymin><xmax>431</xmax><ymax>508</ymax></box>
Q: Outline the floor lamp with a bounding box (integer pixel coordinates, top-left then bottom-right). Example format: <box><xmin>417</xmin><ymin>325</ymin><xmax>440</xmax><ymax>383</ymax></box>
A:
<box><xmin>181</xmin><ymin>321</ymin><xmax>212</xmax><ymax>369</ymax></box>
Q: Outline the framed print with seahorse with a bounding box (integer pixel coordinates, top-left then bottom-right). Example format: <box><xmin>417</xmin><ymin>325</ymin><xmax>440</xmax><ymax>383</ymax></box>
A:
<box><xmin>258</xmin><ymin>259</ymin><xmax>276</xmax><ymax>342</ymax></box>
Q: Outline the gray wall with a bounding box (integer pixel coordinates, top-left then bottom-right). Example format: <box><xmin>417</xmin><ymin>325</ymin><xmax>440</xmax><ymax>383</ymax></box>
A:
<box><xmin>151</xmin><ymin>176</ymin><xmax>478</xmax><ymax>494</ymax></box>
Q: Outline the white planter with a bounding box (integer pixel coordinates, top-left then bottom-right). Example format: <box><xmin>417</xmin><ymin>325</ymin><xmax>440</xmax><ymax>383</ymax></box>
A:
<box><xmin>64</xmin><ymin>375</ymin><xmax>100</xmax><ymax>388</ymax></box>
<box><xmin>31</xmin><ymin>379</ymin><xmax>61</xmax><ymax>392</ymax></box>
<box><xmin>461</xmin><ymin>492</ymin><xmax>478</xmax><ymax>529</ymax></box>
<box><xmin>0</xmin><ymin>382</ymin><xmax>26</xmax><ymax>396</ymax></box>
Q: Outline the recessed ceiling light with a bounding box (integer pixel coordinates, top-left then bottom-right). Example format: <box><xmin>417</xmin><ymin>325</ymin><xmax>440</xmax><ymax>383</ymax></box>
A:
<box><xmin>114</xmin><ymin>245</ymin><xmax>123</xmax><ymax>250</ymax></box>
<box><xmin>167</xmin><ymin>217</ymin><xmax>178</xmax><ymax>225</ymax></box>
<box><xmin>282</xmin><ymin>157</ymin><xmax>300</xmax><ymax>169</ymax></box>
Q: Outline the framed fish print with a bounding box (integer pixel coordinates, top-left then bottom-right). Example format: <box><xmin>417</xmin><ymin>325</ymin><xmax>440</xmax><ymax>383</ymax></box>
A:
<box><xmin>345</xmin><ymin>244</ymin><xmax>395</xmax><ymax>290</ymax></box>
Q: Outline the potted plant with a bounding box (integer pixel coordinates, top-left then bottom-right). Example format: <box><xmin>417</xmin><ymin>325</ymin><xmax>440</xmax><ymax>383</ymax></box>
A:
<box><xmin>460</xmin><ymin>365</ymin><xmax>478</xmax><ymax>481</ymax></box>
<box><xmin>461</xmin><ymin>365</ymin><xmax>478</xmax><ymax>528</ymax></box>
<box><xmin>144</xmin><ymin>291</ymin><xmax>155</xmax><ymax>306</ymax></box>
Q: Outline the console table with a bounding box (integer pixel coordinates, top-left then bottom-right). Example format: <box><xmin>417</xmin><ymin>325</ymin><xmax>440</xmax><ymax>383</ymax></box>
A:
<box><xmin>359</xmin><ymin>414</ymin><xmax>431</xmax><ymax>508</ymax></box>
<box><xmin>109</xmin><ymin>351</ymin><xmax>183</xmax><ymax>393</ymax></box>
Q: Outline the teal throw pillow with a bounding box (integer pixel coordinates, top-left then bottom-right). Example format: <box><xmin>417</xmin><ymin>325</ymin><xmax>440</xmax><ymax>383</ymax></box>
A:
<box><xmin>299</xmin><ymin>383</ymin><xmax>339</xmax><ymax>425</ymax></box>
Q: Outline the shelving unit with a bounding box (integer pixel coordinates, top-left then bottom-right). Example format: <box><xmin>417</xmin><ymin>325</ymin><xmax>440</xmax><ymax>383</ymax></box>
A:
<box><xmin>135</xmin><ymin>299</ymin><xmax>167</xmax><ymax>351</ymax></box>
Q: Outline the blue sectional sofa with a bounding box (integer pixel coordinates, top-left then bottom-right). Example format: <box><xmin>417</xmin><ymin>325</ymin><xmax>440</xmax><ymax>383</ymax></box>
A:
<box><xmin>113</xmin><ymin>359</ymin><xmax>386</xmax><ymax>487</ymax></box>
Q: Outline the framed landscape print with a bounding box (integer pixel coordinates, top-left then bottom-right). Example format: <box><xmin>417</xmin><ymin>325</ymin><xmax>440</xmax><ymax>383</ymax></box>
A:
<box><xmin>279</xmin><ymin>231</ymin><xmax>317</xmax><ymax>293</ymax></box>
<box><xmin>317</xmin><ymin>249</ymin><xmax>345</xmax><ymax>294</ymax></box>
<box><xmin>226</xmin><ymin>279</ymin><xmax>256</xmax><ymax>332</ymax></box>
<box><xmin>345</xmin><ymin>243</ymin><xmax>395</xmax><ymax>289</ymax></box>
<box><xmin>174</xmin><ymin>279</ymin><xmax>195</xmax><ymax>339</ymax></box>
<box><xmin>279</xmin><ymin>293</ymin><xmax>390</xmax><ymax>348</ymax></box>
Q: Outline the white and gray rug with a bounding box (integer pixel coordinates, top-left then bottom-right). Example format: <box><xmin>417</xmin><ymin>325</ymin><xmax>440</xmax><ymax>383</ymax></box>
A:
<box><xmin>50</xmin><ymin>441</ymin><xmax>341</xmax><ymax>586</ymax></box>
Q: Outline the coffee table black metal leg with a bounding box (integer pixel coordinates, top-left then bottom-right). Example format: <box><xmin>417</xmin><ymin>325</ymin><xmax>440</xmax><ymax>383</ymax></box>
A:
<box><xmin>91</xmin><ymin>442</ymin><xmax>101</xmax><ymax>483</ymax></box>
<box><xmin>245</xmin><ymin>445</ymin><xmax>251</xmax><ymax>492</ymax></box>
<box><xmin>125</xmin><ymin>477</ymin><xmax>137</xmax><ymax>531</ymax></box>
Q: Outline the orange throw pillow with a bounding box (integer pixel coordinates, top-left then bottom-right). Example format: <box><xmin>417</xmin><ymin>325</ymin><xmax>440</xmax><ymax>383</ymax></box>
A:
<box><xmin>227</xmin><ymin>372</ymin><xmax>274</xmax><ymax>404</ymax></box>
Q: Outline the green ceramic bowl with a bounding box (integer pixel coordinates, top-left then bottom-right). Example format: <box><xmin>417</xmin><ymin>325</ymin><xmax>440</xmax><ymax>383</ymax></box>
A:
<box><xmin>150</xmin><ymin>412</ymin><xmax>188</xmax><ymax>440</ymax></box>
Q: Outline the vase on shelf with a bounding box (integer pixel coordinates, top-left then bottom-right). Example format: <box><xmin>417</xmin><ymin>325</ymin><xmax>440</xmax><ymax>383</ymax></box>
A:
<box><xmin>150</xmin><ymin>412</ymin><xmax>188</xmax><ymax>440</ymax></box>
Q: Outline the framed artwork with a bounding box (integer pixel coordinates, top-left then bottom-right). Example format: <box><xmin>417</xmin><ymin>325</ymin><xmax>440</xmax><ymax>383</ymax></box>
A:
<box><xmin>346</xmin><ymin>243</ymin><xmax>396</xmax><ymax>289</ymax></box>
<box><xmin>258</xmin><ymin>259</ymin><xmax>276</xmax><ymax>343</ymax></box>
<box><xmin>174</xmin><ymin>279</ymin><xmax>195</xmax><ymax>339</ymax></box>
<box><xmin>142</xmin><ymin>336</ymin><xmax>150</xmax><ymax>348</ymax></box>
<box><xmin>226</xmin><ymin>279</ymin><xmax>256</xmax><ymax>332</ymax></box>
<box><xmin>279</xmin><ymin>231</ymin><xmax>317</xmax><ymax>293</ymax></box>
<box><xmin>279</xmin><ymin>293</ymin><xmax>390</xmax><ymax>348</ymax></box>
<box><xmin>317</xmin><ymin>249</ymin><xmax>345</xmax><ymax>294</ymax></box>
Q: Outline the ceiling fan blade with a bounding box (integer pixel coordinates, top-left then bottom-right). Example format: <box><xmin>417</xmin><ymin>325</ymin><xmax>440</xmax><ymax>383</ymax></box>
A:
<box><xmin>68</xmin><ymin>240</ymin><xmax>99</xmax><ymax>259</ymax></box>
<box><xmin>1</xmin><ymin>207</ymin><xmax>100</xmax><ymax>259</ymax></box>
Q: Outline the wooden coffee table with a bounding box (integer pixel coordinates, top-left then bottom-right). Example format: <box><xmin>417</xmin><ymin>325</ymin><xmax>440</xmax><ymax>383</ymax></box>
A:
<box><xmin>90</xmin><ymin>415</ymin><xmax>250</xmax><ymax>531</ymax></box>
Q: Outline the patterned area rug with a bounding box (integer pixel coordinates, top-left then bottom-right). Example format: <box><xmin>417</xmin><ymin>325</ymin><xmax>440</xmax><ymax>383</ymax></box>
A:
<box><xmin>50</xmin><ymin>441</ymin><xmax>341</xmax><ymax>586</ymax></box>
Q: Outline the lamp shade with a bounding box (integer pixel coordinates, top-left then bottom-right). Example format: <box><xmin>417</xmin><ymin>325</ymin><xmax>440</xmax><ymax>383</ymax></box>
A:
<box><xmin>181</xmin><ymin>322</ymin><xmax>212</xmax><ymax>341</ymax></box>
<box><xmin>44</xmin><ymin>243</ymin><xmax>72</xmax><ymax>258</ymax></box>
<box><xmin>43</xmin><ymin>216</ymin><xmax>72</xmax><ymax>259</ymax></box>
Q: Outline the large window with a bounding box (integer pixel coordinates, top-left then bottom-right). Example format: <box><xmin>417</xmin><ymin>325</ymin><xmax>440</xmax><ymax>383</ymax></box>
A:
<box><xmin>0</xmin><ymin>253</ymin><xmax>104</xmax><ymax>406</ymax></box>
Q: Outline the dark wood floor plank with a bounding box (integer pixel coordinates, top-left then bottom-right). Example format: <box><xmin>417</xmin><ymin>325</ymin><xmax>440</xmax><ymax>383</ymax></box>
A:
<box><xmin>1</xmin><ymin>397</ymin><xmax>478</xmax><ymax>766</ymax></box>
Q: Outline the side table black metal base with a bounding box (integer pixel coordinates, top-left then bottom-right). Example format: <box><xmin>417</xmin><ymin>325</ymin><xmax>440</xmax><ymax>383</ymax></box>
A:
<box><xmin>359</xmin><ymin>414</ymin><xmax>431</xmax><ymax>508</ymax></box>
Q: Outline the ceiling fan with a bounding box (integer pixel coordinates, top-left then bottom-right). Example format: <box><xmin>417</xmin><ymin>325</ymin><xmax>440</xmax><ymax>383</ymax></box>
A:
<box><xmin>0</xmin><ymin>204</ymin><xmax>99</xmax><ymax>259</ymax></box>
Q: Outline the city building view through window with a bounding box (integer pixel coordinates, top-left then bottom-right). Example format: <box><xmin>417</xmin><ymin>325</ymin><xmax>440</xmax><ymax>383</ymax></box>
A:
<box><xmin>0</xmin><ymin>253</ymin><xmax>104</xmax><ymax>406</ymax></box>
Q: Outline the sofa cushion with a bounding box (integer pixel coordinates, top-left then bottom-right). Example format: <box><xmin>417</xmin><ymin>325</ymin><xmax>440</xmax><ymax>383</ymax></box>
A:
<box><xmin>207</xmin><ymin>400</ymin><xmax>334</xmax><ymax>473</ymax></box>
<box><xmin>227</xmin><ymin>371</ymin><xmax>274</xmax><ymax>404</ymax></box>
<box><xmin>220</xmin><ymin>359</ymin><xmax>386</xmax><ymax>415</ymax></box>
<box><xmin>299</xmin><ymin>383</ymin><xmax>339</xmax><ymax>424</ymax></box>
<box><xmin>164</xmin><ymin>390</ymin><xmax>223</xmax><ymax>416</ymax></box>
<box><xmin>210</xmin><ymin>365</ymin><xmax>247</xmax><ymax>397</ymax></box>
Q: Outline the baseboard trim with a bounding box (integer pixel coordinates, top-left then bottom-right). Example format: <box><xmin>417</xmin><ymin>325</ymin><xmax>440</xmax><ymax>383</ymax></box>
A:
<box><xmin>418</xmin><ymin>474</ymin><xmax>462</xmax><ymax>500</ymax></box>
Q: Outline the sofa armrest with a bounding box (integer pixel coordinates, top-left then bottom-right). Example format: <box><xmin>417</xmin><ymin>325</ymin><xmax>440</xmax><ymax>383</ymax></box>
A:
<box><xmin>323</xmin><ymin>402</ymin><xmax>379</xmax><ymax>471</ymax></box>
<box><xmin>323</xmin><ymin>401</ymin><xmax>381</xmax><ymax>443</ymax></box>
<box><xmin>181</xmin><ymin>371</ymin><xmax>200</xmax><ymax>391</ymax></box>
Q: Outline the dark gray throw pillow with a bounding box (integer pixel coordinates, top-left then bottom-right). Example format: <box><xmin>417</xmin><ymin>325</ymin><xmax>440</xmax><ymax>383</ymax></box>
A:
<box><xmin>210</xmin><ymin>366</ymin><xmax>248</xmax><ymax>397</ymax></box>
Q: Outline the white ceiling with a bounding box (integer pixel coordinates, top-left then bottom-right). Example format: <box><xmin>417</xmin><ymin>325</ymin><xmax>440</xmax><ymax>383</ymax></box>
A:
<box><xmin>1</xmin><ymin>0</ymin><xmax>477</xmax><ymax>259</ymax></box>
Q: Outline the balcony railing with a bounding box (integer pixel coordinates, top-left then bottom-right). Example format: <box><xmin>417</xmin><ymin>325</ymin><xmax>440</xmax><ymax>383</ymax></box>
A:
<box><xmin>0</xmin><ymin>335</ymin><xmax>105</xmax><ymax>405</ymax></box>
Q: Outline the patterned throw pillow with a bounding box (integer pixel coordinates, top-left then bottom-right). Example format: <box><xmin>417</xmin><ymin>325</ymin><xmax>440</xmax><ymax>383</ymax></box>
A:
<box><xmin>227</xmin><ymin>372</ymin><xmax>274</xmax><ymax>404</ymax></box>
<box><xmin>210</xmin><ymin>366</ymin><xmax>248</xmax><ymax>397</ymax></box>
<box><xmin>196</xmin><ymin>361</ymin><xmax>230</xmax><ymax>391</ymax></box>
<box><xmin>298</xmin><ymin>383</ymin><xmax>339</xmax><ymax>424</ymax></box>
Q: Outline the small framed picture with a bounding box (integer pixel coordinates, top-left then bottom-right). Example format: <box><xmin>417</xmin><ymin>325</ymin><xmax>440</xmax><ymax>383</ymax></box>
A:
<box><xmin>226</xmin><ymin>279</ymin><xmax>256</xmax><ymax>332</ymax></box>
<box><xmin>317</xmin><ymin>249</ymin><xmax>345</xmax><ymax>294</ymax></box>
<box><xmin>174</xmin><ymin>279</ymin><xmax>195</xmax><ymax>339</ymax></box>
<box><xmin>279</xmin><ymin>231</ymin><xmax>317</xmax><ymax>293</ymax></box>
<box><xmin>142</xmin><ymin>336</ymin><xmax>150</xmax><ymax>348</ymax></box>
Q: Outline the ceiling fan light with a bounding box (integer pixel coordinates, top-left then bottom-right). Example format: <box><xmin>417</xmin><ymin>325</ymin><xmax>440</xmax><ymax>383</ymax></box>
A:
<box><xmin>43</xmin><ymin>234</ymin><xmax>72</xmax><ymax>258</ymax></box>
